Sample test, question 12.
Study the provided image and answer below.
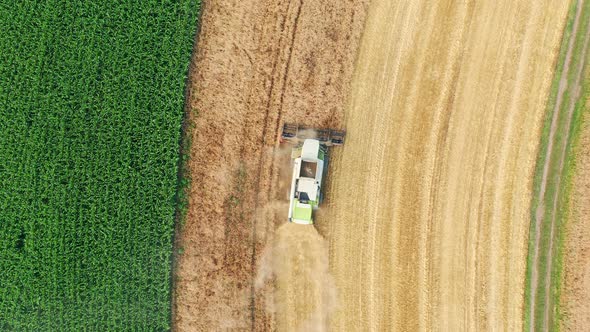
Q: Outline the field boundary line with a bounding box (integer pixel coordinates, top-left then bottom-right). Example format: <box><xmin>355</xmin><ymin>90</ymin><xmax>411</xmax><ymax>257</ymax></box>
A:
<box><xmin>170</xmin><ymin>0</ymin><xmax>204</xmax><ymax>329</ymax></box>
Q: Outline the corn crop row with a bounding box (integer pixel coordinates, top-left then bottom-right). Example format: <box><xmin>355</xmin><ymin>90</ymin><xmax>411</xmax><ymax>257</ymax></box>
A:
<box><xmin>0</xmin><ymin>1</ymin><xmax>199</xmax><ymax>330</ymax></box>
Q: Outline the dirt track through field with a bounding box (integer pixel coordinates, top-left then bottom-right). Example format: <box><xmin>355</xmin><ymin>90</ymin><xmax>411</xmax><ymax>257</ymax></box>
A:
<box><xmin>325</xmin><ymin>0</ymin><xmax>570</xmax><ymax>330</ymax></box>
<box><xmin>528</xmin><ymin>0</ymin><xmax>590</xmax><ymax>329</ymax></box>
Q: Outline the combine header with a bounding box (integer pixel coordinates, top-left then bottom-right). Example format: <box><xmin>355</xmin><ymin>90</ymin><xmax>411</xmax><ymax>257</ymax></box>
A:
<box><xmin>280</xmin><ymin>123</ymin><xmax>345</xmax><ymax>225</ymax></box>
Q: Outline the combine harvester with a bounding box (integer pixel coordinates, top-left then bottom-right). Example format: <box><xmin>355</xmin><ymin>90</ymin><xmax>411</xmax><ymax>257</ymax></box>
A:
<box><xmin>280</xmin><ymin>123</ymin><xmax>345</xmax><ymax>225</ymax></box>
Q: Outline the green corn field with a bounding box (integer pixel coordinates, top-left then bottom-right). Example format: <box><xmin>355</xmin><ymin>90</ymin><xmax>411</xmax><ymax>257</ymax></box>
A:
<box><xmin>0</xmin><ymin>1</ymin><xmax>200</xmax><ymax>330</ymax></box>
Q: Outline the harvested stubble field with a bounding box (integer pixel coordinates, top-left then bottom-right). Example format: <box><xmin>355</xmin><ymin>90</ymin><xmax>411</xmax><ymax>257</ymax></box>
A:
<box><xmin>561</xmin><ymin>99</ymin><xmax>590</xmax><ymax>331</ymax></box>
<box><xmin>176</xmin><ymin>0</ymin><xmax>573</xmax><ymax>331</ymax></box>
<box><xmin>326</xmin><ymin>0</ymin><xmax>570</xmax><ymax>330</ymax></box>
<box><xmin>559</xmin><ymin>37</ymin><xmax>590</xmax><ymax>332</ymax></box>
<box><xmin>0</xmin><ymin>1</ymin><xmax>199</xmax><ymax>330</ymax></box>
<box><xmin>559</xmin><ymin>99</ymin><xmax>590</xmax><ymax>331</ymax></box>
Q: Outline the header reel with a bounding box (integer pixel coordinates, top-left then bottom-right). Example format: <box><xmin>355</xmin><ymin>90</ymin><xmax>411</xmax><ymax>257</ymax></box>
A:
<box><xmin>280</xmin><ymin>123</ymin><xmax>346</xmax><ymax>146</ymax></box>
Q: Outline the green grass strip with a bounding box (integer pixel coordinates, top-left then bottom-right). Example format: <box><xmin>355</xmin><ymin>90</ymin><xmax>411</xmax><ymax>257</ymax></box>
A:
<box><xmin>524</xmin><ymin>0</ymin><xmax>590</xmax><ymax>330</ymax></box>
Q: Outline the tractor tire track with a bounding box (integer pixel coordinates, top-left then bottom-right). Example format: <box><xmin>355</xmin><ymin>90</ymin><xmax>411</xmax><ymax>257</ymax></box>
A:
<box><xmin>248</xmin><ymin>1</ymin><xmax>301</xmax><ymax>328</ymax></box>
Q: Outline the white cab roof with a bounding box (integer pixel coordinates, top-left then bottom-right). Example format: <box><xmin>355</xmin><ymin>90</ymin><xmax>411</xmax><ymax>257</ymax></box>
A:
<box><xmin>301</xmin><ymin>139</ymin><xmax>320</xmax><ymax>160</ymax></box>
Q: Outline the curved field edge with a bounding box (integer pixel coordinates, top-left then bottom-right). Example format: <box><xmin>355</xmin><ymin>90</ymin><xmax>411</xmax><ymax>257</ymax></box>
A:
<box><xmin>0</xmin><ymin>1</ymin><xmax>200</xmax><ymax>330</ymax></box>
<box><xmin>524</xmin><ymin>0</ymin><xmax>590</xmax><ymax>330</ymax></box>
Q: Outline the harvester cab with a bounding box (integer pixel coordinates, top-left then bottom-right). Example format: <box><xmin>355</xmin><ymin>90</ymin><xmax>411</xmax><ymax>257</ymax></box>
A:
<box><xmin>280</xmin><ymin>123</ymin><xmax>345</xmax><ymax>225</ymax></box>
